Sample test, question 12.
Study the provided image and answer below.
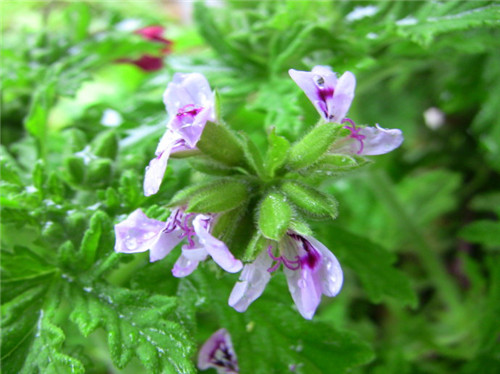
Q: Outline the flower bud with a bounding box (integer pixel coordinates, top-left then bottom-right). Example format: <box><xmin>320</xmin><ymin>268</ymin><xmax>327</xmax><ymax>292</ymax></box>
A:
<box><xmin>258</xmin><ymin>191</ymin><xmax>292</xmax><ymax>241</ymax></box>
<box><xmin>281</xmin><ymin>181</ymin><xmax>338</xmax><ymax>219</ymax></box>
<box><xmin>288</xmin><ymin>122</ymin><xmax>341</xmax><ymax>170</ymax></box>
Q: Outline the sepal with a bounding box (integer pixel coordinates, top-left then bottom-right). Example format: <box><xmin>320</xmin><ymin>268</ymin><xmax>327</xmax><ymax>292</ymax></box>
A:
<box><xmin>242</xmin><ymin>231</ymin><xmax>268</xmax><ymax>262</ymax></box>
<box><xmin>186</xmin><ymin>179</ymin><xmax>249</xmax><ymax>213</ymax></box>
<box><xmin>258</xmin><ymin>191</ymin><xmax>292</xmax><ymax>241</ymax></box>
<box><xmin>281</xmin><ymin>181</ymin><xmax>338</xmax><ymax>220</ymax></box>
<box><xmin>264</xmin><ymin>129</ymin><xmax>290</xmax><ymax>178</ymax></box>
<box><xmin>288</xmin><ymin>122</ymin><xmax>342</xmax><ymax>170</ymax></box>
<box><xmin>196</xmin><ymin>122</ymin><xmax>244</xmax><ymax>166</ymax></box>
<box><xmin>306</xmin><ymin>154</ymin><xmax>371</xmax><ymax>175</ymax></box>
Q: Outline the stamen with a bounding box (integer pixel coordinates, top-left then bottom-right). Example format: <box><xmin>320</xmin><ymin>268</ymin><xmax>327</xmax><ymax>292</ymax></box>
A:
<box><xmin>342</xmin><ymin>118</ymin><xmax>365</xmax><ymax>154</ymax></box>
<box><xmin>177</xmin><ymin>104</ymin><xmax>203</xmax><ymax>117</ymax></box>
<box><xmin>267</xmin><ymin>246</ymin><xmax>302</xmax><ymax>272</ymax></box>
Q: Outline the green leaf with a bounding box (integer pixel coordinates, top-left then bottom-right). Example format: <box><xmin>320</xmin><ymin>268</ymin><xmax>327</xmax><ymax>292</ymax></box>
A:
<box><xmin>64</xmin><ymin>155</ymin><xmax>86</xmax><ymax>184</ymax></box>
<box><xmin>68</xmin><ymin>283</ymin><xmax>195</xmax><ymax>373</ymax></box>
<box><xmin>258</xmin><ymin>191</ymin><xmax>292</xmax><ymax>240</ymax></box>
<box><xmin>189</xmin><ymin>157</ymin><xmax>234</xmax><ymax>176</ymax></box>
<box><xmin>187</xmin><ymin>179</ymin><xmax>249</xmax><ymax>213</ymax></box>
<box><xmin>282</xmin><ymin>181</ymin><xmax>338</xmax><ymax>220</ymax></box>
<box><xmin>91</xmin><ymin>130</ymin><xmax>119</xmax><ymax>160</ymax></box>
<box><xmin>459</xmin><ymin>220</ymin><xmax>500</xmax><ymax>249</ymax></box>
<box><xmin>183</xmin><ymin>270</ymin><xmax>374</xmax><ymax>374</ymax></box>
<box><xmin>396</xmin><ymin>4</ymin><xmax>500</xmax><ymax>46</ymax></box>
<box><xmin>197</xmin><ymin>122</ymin><xmax>244</xmax><ymax>166</ymax></box>
<box><xmin>86</xmin><ymin>159</ymin><xmax>112</xmax><ymax>187</ymax></box>
<box><xmin>288</xmin><ymin>123</ymin><xmax>341</xmax><ymax>170</ymax></box>
<box><xmin>79</xmin><ymin>211</ymin><xmax>110</xmax><ymax>270</ymax></box>
<box><xmin>320</xmin><ymin>226</ymin><xmax>418</xmax><ymax>307</ymax></box>
<box><xmin>265</xmin><ymin>129</ymin><xmax>290</xmax><ymax>177</ymax></box>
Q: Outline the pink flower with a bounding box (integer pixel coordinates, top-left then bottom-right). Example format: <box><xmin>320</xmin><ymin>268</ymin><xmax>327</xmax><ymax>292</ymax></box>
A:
<box><xmin>144</xmin><ymin>73</ymin><xmax>215</xmax><ymax>196</ymax></box>
<box><xmin>114</xmin><ymin>208</ymin><xmax>242</xmax><ymax>276</ymax></box>
<box><xmin>131</xmin><ymin>26</ymin><xmax>172</xmax><ymax>71</ymax></box>
<box><xmin>198</xmin><ymin>328</ymin><xmax>239</xmax><ymax>374</ymax></box>
<box><xmin>229</xmin><ymin>232</ymin><xmax>343</xmax><ymax>319</ymax></box>
<box><xmin>335</xmin><ymin>119</ymin><xmax>404</xmax><ymax>155</ymax></box>
<box><xmin>289</xmin><ymin>66</ymin><xmax>356</xmax><ymax>123</ymax></box>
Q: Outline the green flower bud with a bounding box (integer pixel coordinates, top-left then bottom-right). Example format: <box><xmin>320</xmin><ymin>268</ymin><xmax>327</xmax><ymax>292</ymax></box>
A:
<box><xmin>197</xmin><ymin>122</ymin><xmax>244</xmax><ymax>166</ymax></box>
<box><xmin>64</xmin><ymin>155</ymin><xmax>86</xmax><ymax>184</ymax></box>
<box><xmin>288</xmin><ymin>122</ymin><xmax>341</xmax><ymax>170</ymax></box>
<box><xmin>258</xmin><ymin>191</ymin><xmax>292</xmax><ymax>240</ymax></box>
<box><xmin>86</xmin><ymin>159</ymin><xmax>112</xmax><ymax>187</ymax></box>
<box><xmin>186</xmin><ymin>179</ymin><xmax>249</xmax><ymax>213</ymax></box>
<box><xmin>281</xmin><ymin>181</ymin><xmax>338</xmax><ymax>220</ymax></box>
<box><xmin>91</xmin><ymin>130</ymin><xmax>119</xmax><ymax>160</ymax></box>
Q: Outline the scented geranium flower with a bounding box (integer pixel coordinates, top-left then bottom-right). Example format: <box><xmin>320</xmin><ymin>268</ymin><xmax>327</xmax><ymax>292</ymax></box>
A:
<box><xmin>144</xmin><ymin>73</ymin><xmax>215</xmax><ymax>196</ymax></box>
<box><xmin>198</xmin><ymin>328</ymin><xmax>239</xmax><ymax>374</ymax></box>
<box><xmin>118</xmin><ymin>26</ymin><xmax>172</xmax><ymax>71</ymax></box>
<box><xmin>132</xmin><ymin>26</ymin><xmax>172</xmax><ymax>71</ymax></box>
<box><xmin>229</xmin><ymin>232</ymin><xmax>343</xmax><ymax>320</ymax></box>
<box><xmin>333</xmin><ymin>118</ymin><xmax>404</xmax><ymax>155</ymax></box>
<box><xmin>289</xmin><ymin>65</ymin><xmax>356</xmax><ymax>123</ymax></box>
<box><xmin>114</xmin><ymin>208</ymin><xmax>242</xmax><ymax>276</ymax></box>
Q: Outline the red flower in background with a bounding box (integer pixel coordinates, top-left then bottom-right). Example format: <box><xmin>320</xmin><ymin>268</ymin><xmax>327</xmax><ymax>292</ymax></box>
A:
<box><xmin>122</xmin><ymin>26</ymin><xmax>172</xmax><ymax>71</ymax></box>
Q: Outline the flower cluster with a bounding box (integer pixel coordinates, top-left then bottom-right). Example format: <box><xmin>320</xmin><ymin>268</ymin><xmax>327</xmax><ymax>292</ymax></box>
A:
<box><xmin>114</xmin><ymin>66</ymin><xmax>403</xmax><ymax>320</ymax></box>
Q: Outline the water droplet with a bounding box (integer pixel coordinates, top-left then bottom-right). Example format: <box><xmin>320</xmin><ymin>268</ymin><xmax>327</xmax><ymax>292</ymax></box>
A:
<box><xmin>298</xmin><ymin>279</ymin><xmax>306</xmax><ymax>288</ymax></box>
<box><xmin>125</xmin><ymin>236</ymin><xmax>138</xmax><ymax>250</ymax></box>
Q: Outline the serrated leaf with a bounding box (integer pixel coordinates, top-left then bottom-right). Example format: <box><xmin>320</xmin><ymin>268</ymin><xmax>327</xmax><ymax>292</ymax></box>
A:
<box><xmin>91</xmin><ymin>130</ymin><xmax>119</xmax><ymax>160</ymax></box>
<box><xmin>258</xmin><ymin>192</ymin><xmax>292</xmax><ymax>240</ymax></box>
<box><xmin>320</xmin><ymin>226</ymin><xmax>417</xmax><ymax>307</ymax></box>
<box><xmin>182</xmin><ymin>270</ymin><xmax>374</xmax><ymax>374</ymax></box>
<box><xmin>288</xmin><ymin>123</ymin><xmax>341</xmax><ymax>170</ymax></box>
<box><xmin>459</xmin><ymin>220</ymin><xmax>500</xmax><ymax>249</ymax></box>
<box><xmin>396</xmin><ymin>4</ymin><xmax>500</xmax><ymax>46</ymax></box>
<box><xmin>79</xmin><ymin>211</ymin><xmax>110</xmax><ymax>269</ymax></box>
<box><xmin>282</xmin><ymin>181</ymin><xmax>338</xmax><ymax>220</ymax></box>
<box><xmin>68</xmin><ymin>283</ymin><xmax>195</xmax><ymax>373</ymax></box>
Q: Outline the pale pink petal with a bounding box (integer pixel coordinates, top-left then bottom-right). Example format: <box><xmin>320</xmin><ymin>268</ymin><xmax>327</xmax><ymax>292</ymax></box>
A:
<box><xmin>163</xmin><ymin>72</ymin><xmax>214</xmax><ymax>120</ymax></box>
<box><xmin>329</xmin><ymin>71</ymin><xmax>356</xmax><ymax>123</ymax></box>
<box><xmin>358</xmin><ymin>124</ymin><xmax>404</xmax><ymax>155</ymax></box>
<box><xmin>282</xmin><ymin>240</ymin><xmax>322</xmax><ymax>320</ymax></box>
<box><xmin>304</xmin><ymin>236</ymin><xmax>343</xmax><ymax>297</ymax></box>
<box><xmin>193</xmin><ymin>215</ymin><xmax>243</xmax><ymax>273</ymax></box>
<box><xmin>169</xmin><ymin>106</ymin><xmax>212</xmax><ymax>148</ymax></box>
<box><xmin>172</xmin><ymin>247</ymin><xmax>208</xmax><ymax>278</ymax></box>
<box><xmin>114</xmin><ymin>209</ymin><xmax>164</xmax><ymax>254</ymax></box>
<box><xmin>228</xmin><ymin>250</ymin><xmax>273</xmax><ymax>312</ymax></box>
<box><xmin>143</xmin><ymin>130</ymin><xmax>181</xmax><ymax>197</ymax></box>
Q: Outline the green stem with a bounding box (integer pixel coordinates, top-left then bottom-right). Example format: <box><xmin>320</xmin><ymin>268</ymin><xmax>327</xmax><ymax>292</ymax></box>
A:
<box><xmin>367</xmin><ymin>170</ymin><xmax>461</xmax><ymax>310</ymax></box>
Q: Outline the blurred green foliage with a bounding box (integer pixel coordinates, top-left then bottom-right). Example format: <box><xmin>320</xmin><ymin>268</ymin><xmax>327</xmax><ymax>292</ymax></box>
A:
<box><xmin>1</xmin><ymin>1</ymin><xmax>499</xmax><ymax>373</ymax></box>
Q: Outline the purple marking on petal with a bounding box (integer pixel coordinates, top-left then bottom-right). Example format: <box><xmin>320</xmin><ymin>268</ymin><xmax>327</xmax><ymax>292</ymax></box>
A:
<box><xmin>198</xmin><ymin>329</ymin><xmax>239</xmax><ymax>374</ymax></box>
<box><xmin>289</xmin><ymin>66</ymin><xmax>355</xmax><ymax>123</ymax></box>
<box><xmin>342</xmin><ymin>119</ymin><xmax>366</xmax><ymax>154</ymax></box>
